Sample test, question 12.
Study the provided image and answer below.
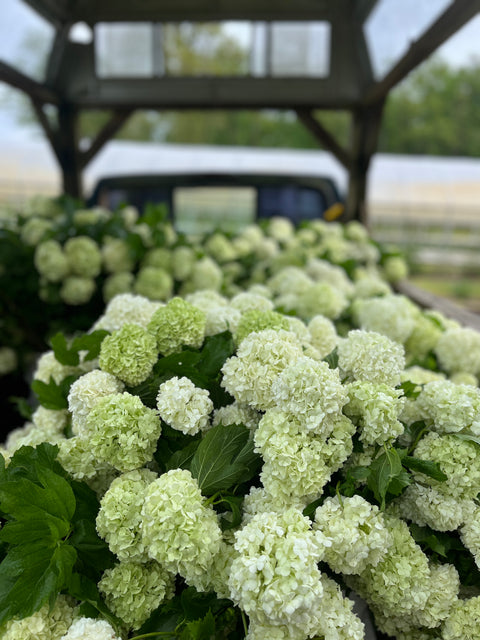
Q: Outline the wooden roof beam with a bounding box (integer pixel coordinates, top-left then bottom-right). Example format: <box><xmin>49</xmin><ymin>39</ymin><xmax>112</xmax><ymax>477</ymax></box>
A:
<box><xmin>0</xmin><ymin>61</ymin><xmax>59</xmax><ymax>105</ymax></box>
<box><xmin>79</xmin><ymin>109</ymin><xmax>134</xmax><ymax>168</ymax></box>
<box><xmin>363</xmin><ymin>0</ymin><xmax>480</xmax><ymax>105</ymax></box>
<box><xmin>296</xmin><ymin>109</ymin><xmax>352</xmax><ymax>170</ymax></box>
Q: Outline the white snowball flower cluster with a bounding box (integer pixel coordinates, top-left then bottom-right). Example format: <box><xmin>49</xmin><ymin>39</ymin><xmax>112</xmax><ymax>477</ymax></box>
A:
<box><xmin>392</xmin><ymin>483</ymin><xmax>469</xmax><ymax>532</ymax></box>
<box><xmin>68</xmin><ymin>369</ymin><xmax>124</xmax><ymax>435</ymax></box>
<box><xmin>307</xmin><ymin>314</ymin><xmax>339</xmax><ymax>359</ymax></box>
<box><xmin>353</xmin><ymin>294</ymin><xmax>419</xmax><ymax>344</ymax></box>
<box><xmin>347</xmin><ymin>515</ymin><xmax>431</xmax><ymax>619</ymax></box>
<box><xmin>221</xmin><ymin>329</ymin><xmax>304</xmax><ymax>410</ymax></box>
<box><xmin>98</xmin><ymin>561</ymin><xmax>175</xmax><ymax>630</ymax></box>
<box><xmin>84</xmin><ymin>392</ymin><xmax>161</xmax><ymax>472</ymax></box>
<box><xmin>460</xmin><ymin>505</ymin><xmax>480</xmax><ymax>568</ymax></box>
<box><xmin>271</xmin><ymin>357</ymin><xmax>347</xmax><ymax>432</ymax></box>
<box><xmin>156</xmin><ymin>376</ymin><xmax>213</xmax><ymax>435</ymax></box>
<box><xmin>60</xmin><ymin>617</ymin><xmax>119</xmax><ymax>640</ymax></box>
<box><xmin>0</xmin><ymin>596</ymin><xmax>76</xmax><ymax>640</ymax></box>
<box><xmin>344</xmin><ymin>381</ymin><xmax>405</xmax><ymax>445</ymax></box>
<box><xmin>96</xmin><ymin>468</ymin><xmax>157</xmax><ymax>562</ymax></box>
<box><xmin>337</xmin><ymin>330</ymin><xmax>406</xmax><ymax>386</ymax></box>
<box><xmin>413</xmin><ymin>432</ymin><xmax>480</xmax><ymax>500</ymax></box>
<box><xmin>255</xmin><ymin>410</ymin><xmax>355</xmax><ymax>502</ymax></box>
<box><xmin>33</xmin><ymin>350</ymin><xmax>78</xmax><ymax>384</ymax></box>
<box><xmin>416</xmin><ymin>379</ymin><xmax>480</xmax><ymax>435</ymax></box>
<box><xmin>212</xmin><ymin>401</ymin><xmax>261</xmax><ymax>432</ymax></box>
<box><xmin>141</xmin><ymin>469</ymin><xmax>222</xmax><ymax>588</ymax></box>
<box><xmin>93</xmin><ymin>293</ymin><xmax>161</xmax><ymax>332</ymax></box>
<box><xmin>435</xmin><ymin>326</ymin><xmax>480</xmax><ymax>375</ymax></box>
<box><xmin>314</xmin><ymin>495</ymin><xmax>392</xmax><ymax>574</ymax></box>
<box><xmin>228</xmin><ymin>508</ymin><xmax>364</xmax><ymax>640</ymax></box>
<box><xmin>442</xmin><ymin>596</ymin><xmax>480</xmax><ymax>640</ymax></box>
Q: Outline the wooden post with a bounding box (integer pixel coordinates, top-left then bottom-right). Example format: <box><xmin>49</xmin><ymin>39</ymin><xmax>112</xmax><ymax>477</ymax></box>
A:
<box><xmin>345</xmin><ymin>100</ymin><xmax>385</xmax><ymax>225</ymax></box>
<box><xmin>57</xmin><ymin>103</ymin><xmax>82</xmax><ymax>198</ymax></box>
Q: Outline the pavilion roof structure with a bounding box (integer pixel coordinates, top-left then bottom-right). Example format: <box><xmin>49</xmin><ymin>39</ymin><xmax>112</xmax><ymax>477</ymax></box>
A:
<box><xmin>1</xmin><ymin>0</ymin><xmax>479</xmax><ymax>221</ymax></box>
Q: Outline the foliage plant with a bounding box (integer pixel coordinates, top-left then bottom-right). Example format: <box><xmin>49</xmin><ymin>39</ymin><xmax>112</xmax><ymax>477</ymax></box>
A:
<box><xmin>2</xmin><ymin>205</ymin><xmax>480</xmax><ymax>639</ymax></box>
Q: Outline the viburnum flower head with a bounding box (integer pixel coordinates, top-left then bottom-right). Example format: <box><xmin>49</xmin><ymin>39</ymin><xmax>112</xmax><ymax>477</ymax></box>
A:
<box><xmin>93</xmin><ymin>293</ymin><xmax>161</xmax><ymax>332</ymax></box>
<box><xmin>221</xmin><ymin>329</ymin><xmax>304</xmax><ymax>410</ymax></box>
<box><xmin>271</xmin><ymin>356</ymin><xmax>347</xmax><ymax>432</ymax></box>
<box><xmin>234</xmin><ymin>309</ymin><xmax>290</xmax><ymax>345</ymax></box>
<box><xmin>99</xmin><ymin>323</ymin><xmax>158</xmax><ymax>387</ymax></box>
<box><xmin>84</xmin><ymin>392</ymin><xmax>161</xmax><ymax>472</ymax></box>
<box><xmin>314</xmin><ymin>495</ymin><xmax>392</xmax><ymax>575</ymax></box>
<box><xmin>134</xmin><ymin>266</ymin><xmax>173</xmax><ymax>301</ymax></box>
<box><xmin>415</xmin><ymin>379</ymin><xmax>480</xmax><ymax>435</ymax></box>
<box><xmin>147</xmin><ymin>297</ymin><xmax>206</xmax><ymax>356</ymax></box>
<box><xmin>60</xmin><ymin>617</ymin><xmax>120</xmax><ymax>640</ymax></box>
<box><xmin>344</xmin><ymin>380</ymin><xmax>405</xmax><ymax>445</ymax></box>
<box><xmin>68</xmin><ymin>369</ymin><xmax>124</xmax><ymax>435</ymax></box>
<box><xmin>228</xmin><ymin>508</ymin><xmax>328</xmax><ymax>627</ymax></box>
<box><xmin>156</xmin><ymin>376</ymin><xmax>213</xmax><ymax>435</ymax></box>
<box><xmin>96</xmin><ymin>468</ymin><xmax>157</xmax><ymax>562</ymax></box>
<box><xmin>0</xmin><ymin>595</ymin><xmax>75</xmax><ymax>640</ymax></box>
<box><xmin>337</xmin><ymin>329</ymin><xmax>406</xmax><ymax>386</ymax></box>
<box><xmin>435</xmin><ymin>326</ymin><xmax>480</xmax><ymax>375</ymax></box>
<box><xmin>60</xmin><ymin>276</ymin><xmax>96</xmax><ymax>305</ymax></box>
<box><xmin>64</xmin><ymin>236</ymin><xmax>102</xmax><ymax>278</ymax></box>
<box><xmin>141</xmin><ymin>469</ymin><xmax>222</xmax><ymax>584</ymax></box>
<box><xmin>34</xmin><ymin>239</ymin><xmax>69</xmax><ymax>282</ymax></box>
<box><xmin>98</xmin><ymin>561</ymin><xmax>175</xmax><ymax>630</ymax></box>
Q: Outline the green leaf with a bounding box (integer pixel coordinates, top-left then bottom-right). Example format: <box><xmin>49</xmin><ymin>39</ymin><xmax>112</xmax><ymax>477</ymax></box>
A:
<box><xmin>31</xmin><ymin>375</ymin><xmax>78</xmax><ymax>410</ymax></box>
<box><xmin>402</xmin><ymin>456</ymin><xmax>448</xmax><ymax>481</ymax></box>
<box><xmin>180</xmin><ymin>610</ymin><xmax>216</xmax><ymax>640</ymax></box>
<box><xmin>216</xmin><ymin>495</ymin><xmax>243</xmax><ymax>531</ymax></box>
<box><xmin>51</xmin><ymin>330</ymin><xmax>109</xmax><ymax>366</ymax></box>
<box><xmin>367</xmin><ymin>447</ymin><xmax>403</xmax><ymax>509</ymax></box>
<box><xmin>190</xmin><ymin>424</ymin><xmax>261</xmax><ymax>496</ymax></box>
<box><xmin>197</xmin><ymin>332</ymin><xmax>235</xmax><ymax>379</ymax></box>
<box><xmin>323</xmin><ymin>347</ymin><xmax>339</xmax><ymax>370</ymax></box>
<box><xmin>398</xmin><ymin>380</ymin><xmax>421</xmax><ymax>399</ymax></box>
<box><xmin>303</xmin><ymin>496</ymin><xmax>325</xmax><ymax>520</ymax></box>
<box><xmin>70</xmin><ymin>479</ymin><xmax>102</xmax><ymax>524</ymax></box>
<box><xmin>0</xmin><ymin>472</ymin><xmax>74</xmax><ymax>528</ymax></box>
<box><xmin>181</xmin><ymin>587</ymin><xmax>231</xmax><ymax>621</ymax></box>
<box><xmin>166</xmin><ymin>439</ymin><xmax>202</xmax><ymax>472</ymax></box>
<box><xmin>8</xmin><ymin>397</ymin><xmax>34</xmax><ymax>420</ymax></box>
<box><xmin>0</xmin><ymin>541</ymin><xmax>76</xmax><ymax>625</ymax></box>
<box><xmin>5</xmin><ymin>443</ymin><xmax>66</xmax><ymax>483</ymax></box>
<box><xmin>71</xmin><ymin>330</ymin><xmax>110</xmax><ymax>362</ymax></box>
<box><xmin>50</xmin><ymin>332</ymin><xmax>80</xmax><ymax>366</ymax></box>
<box><xmin>408</xmin><ymin>523</ymin><xmax>465</xmax><ymax>558</ymax></box>
<box><xmin>69</xmin><ymin>519</ymin><xmax>115</xmax><ymax>578</ymax></box>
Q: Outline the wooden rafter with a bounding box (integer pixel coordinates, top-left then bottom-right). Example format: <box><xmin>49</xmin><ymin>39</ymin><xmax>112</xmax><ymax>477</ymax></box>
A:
<box><xmin>0</xmin><ymin>61</ymin><xmax>59</xmax><ymax>105</ymax></box>
<box><xmin>363</xmin><ymin>0</ymin><xmax>480</xmax><ymax>105</ymax></box>
<box><xmin>296</xmin><ymin>109</ymin><xmax>352</xmax><ymax>170</ymax></box>
<box><xmin>79</xmin><ymin>110</ymin><xmax>134</xmax><ymax>168</ymax></box>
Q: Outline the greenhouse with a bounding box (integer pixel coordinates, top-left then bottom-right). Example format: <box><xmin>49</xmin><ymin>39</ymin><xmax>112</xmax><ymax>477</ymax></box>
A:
<box><xmin>1</xmin><ymin>1</ymin><xmax>480</xmax><ymax>639</ymax></box>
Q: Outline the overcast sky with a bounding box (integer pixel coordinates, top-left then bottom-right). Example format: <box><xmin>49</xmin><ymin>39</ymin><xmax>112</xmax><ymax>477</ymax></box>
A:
<box><xmin>0</xmin><ymin>0</ymin><xmax>479</xmax><ymax>143</ymax></box>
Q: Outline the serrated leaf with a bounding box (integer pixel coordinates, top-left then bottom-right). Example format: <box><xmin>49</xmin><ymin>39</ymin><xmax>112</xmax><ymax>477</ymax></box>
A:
<box><xmin>6</xmin><ymin>443</ymin><xmax>66</xmax><ymax>483</ymax></box>
<box><xmin>402</xmin><ymin>456</ymin><xmax>448</xmax><ymax>481</ymax></box>
<box><xmin>31</xmin><ymin>375</ymin><xmax>77</xmax><ymax>410</ymax></box>
<box><xmin>0</xmin><ymin>541</ymin><xmax>76</xmax><ymax>625</ymax></box>
<box><xmin>0</xmin><ymin>473</ymin><xmax>74</xmax><ymax>528</ymax></box>
<box><xmin>190</xmin><ymin>424</ymin><xmax>260</xmax><ymax>496</ymax></box>
<box><xmin>180</xmin><ymin>610</ymin><xmax>216</xmax><ymax>640</ymax></box>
